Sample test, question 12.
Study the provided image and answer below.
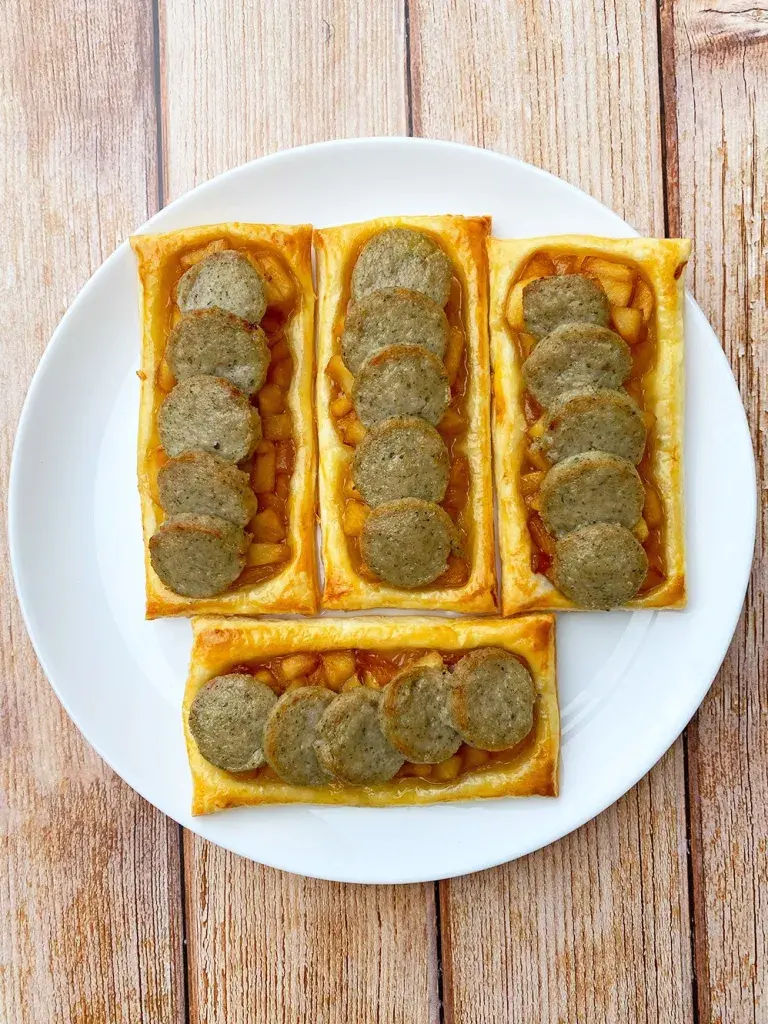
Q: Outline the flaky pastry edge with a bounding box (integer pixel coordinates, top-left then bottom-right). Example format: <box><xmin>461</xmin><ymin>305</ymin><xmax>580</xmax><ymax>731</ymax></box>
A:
<box><xmin>314</xmin><ymin>215</ymin><xmax>496</xmax><ymax>612</ymax></box>
<box><xmin>488</xmin><ymin>235</ymin><xmax>690</xmax><ymax>614</ymax></box>
<box><xmin>131</xmin><ymin>222</ymin><xmax>318</xmax><ymax>618</ymax></box>
<box><xmin>185</xmin><ymin>614</ymin><xmax>558</xmax><ymax>813</ymax></box>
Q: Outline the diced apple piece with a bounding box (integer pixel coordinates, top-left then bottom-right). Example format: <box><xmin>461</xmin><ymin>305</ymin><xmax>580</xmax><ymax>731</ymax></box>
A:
<box><xmin>444</xmin><ymin>326</ymin><xmax>465</xmax><ymax>387</ymax></box>
<box><xmin>631</xmin><ymin>340</ymin><xmax>655</xmax><ymax>378</ymax></box>
<box><xmin>518</xmin><ymin>331</ymin><xmax>537</xmax><ymax>358</ymax></box>
<box><xmin>632</xmin><ymin>279</ymin><xmax>655</xmax><ymax>322</ymax></box>
<box><xmin>265</xmin><ymin>330</ymin><xmax>284</xmax><ymax>350</ymax></box>
<box><xmin>524</xmin><ymin>255</ymin><xmax>555</xmax><ymax>278</ymax></box>
<box><xmin>322</xmin><ymin>651</ymin><xmax>357</xmax><ymax>689</ymax></box>
<box><xmin>432</xmin><ymin>755</ymin><xmax>463</xmax><ymax>782</ymax></box>
<box><xmin>269</xmin><ymin>358</ymin><xmax>293</xmax><ymax>389</ymax></box>
<box><xmin>364</xmin><ymin>660</ymin><xmax>399</xmax><ymax>687</ymax></box>
<box><xmin>342</xmin><ymin>674</ymin><xmax>362</xmax><ymax>692</ymax></box>
<box><xmin>342</xmin><ymin>500</ymin><xmax>369</xmax><ymax>537</ymax></box>
<box><xmin>611</xmin><ymin>305</ymin><xmax>643</xmax><ymax>345</ymax></box>
<box><xmin>528</xmin><ymin>514</ymin><xmax>556</xmax><ymax>556</ymax></box>
<box><xmin>279</xmin><ymin>652</ymin><xmax>319</xmax><ymax>681</ymax></box>
<box><xmin>263</xmin><ymin>412</ymin><xmax>293</xmax><ymax>441</ymax></box>
<box><xmin>250</xmin><ymin>508</ymin><xmax>286</xmax><ymax>543</ymax></box>
<box><xmin>526</xmin><ymin>446</ymin><xmax>550</xmax><ymax>472</ymax></box>
<box><xmin>412</xmin><ymin>651</ymin><xmax>444</xmax><ymax>669</ymax></box>
<box><xmin>519</xmin><ymin>470</ymin><xmax>545</xmax><ymax>497</ymax></box>
<box><xmin>527</xmin><ymin>414</ymin><xmax>547</xmax><ymax>439</ymax></box>
<box><xmin>330</xmin><ymin>395</ymin><xmax>353</xmax><ymax>418</ymax></box>
<box><xmin>337</xmin><ymin>413</ymin><xmax>366</xmax><ymax>446</ymax></box>
<box><xmin>505</xmin><ymin>280</ymin><xmax>527</xmax><ymax>330</ymax></box>
<box><xmin>258</xmin><ymin>382</ymin><xmax>285</xmax><ymax>416</ymax></box>
<box><xmin>553</xmin><ymin>256</ymin><xmax>575</xmax><ymax>274</ymax></box>
<box><xmin>249</xmin><ymin>250</ymin><xmax>296</xmax><ymax>307</ymax></box>
<box><xmin>399</xmin><ymin>762</ymin><xmax>433</xmax><ymax>778</ymax></box>
<box><xmin>325</xmin><ymin>353</ymin><xmax>355</xmax><ymax>395</ymax></box>
<box><xmin>307</xmin><ymin>664</ymin><xmax>327</xmax><ymax>687</ymax></box>
<box><xmin>633</xmin><ymin>517</ymin><xmax>650</xmax><ymax>543</ymax></box>
<box><xmin>252</xmin><ymin>667</ymin><xmax>279</xmax><ymax>691</ymax></box>
<box><xmin>582</xmin><ymin>256</ymin><xmax>635</xmax><ymax>282</ymax></box>
<box><xmin>179</xmin><ymin>238</ymin><xmax>227</xmax><ymax>269</ymax></box>
<box><xmin>251</xmin><ymin>446</ymin><xmax>276</xmax><ymax>493</ymax></box>
<box><xmin>462</xmin><ymin>747</ymin><xmax>491</xmax><ymax>770</ymax></box>
<box><xmin>246</xmin><ymin>542</ymin><xmax>290</xmax><ymax>566</ymax></box>
<box><xmin>286</xmin><ymin>676</ymin><xmax>309</xmax><ymax>692</ymax></box>
<box><xmin>599</xmin><ymin>275</ymin><xmax>635</xmax><ymax>307</ymax></box>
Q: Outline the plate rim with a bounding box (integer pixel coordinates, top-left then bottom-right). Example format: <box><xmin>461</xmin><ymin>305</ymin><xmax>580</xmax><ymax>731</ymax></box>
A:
<box><xmin>8</xmin><ymin>136</ymin><xmax>757</xmax><ymax>883</ymax></box>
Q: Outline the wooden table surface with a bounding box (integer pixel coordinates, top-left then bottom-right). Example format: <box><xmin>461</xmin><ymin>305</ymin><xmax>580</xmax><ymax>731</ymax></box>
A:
<box><xmin>1</xmin><ymin>1</ymin><xmax>765</xmax><ymax>1021</ymax></box>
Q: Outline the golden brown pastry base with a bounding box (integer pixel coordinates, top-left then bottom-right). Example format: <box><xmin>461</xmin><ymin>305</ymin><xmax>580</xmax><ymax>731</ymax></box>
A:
<box><xmin>314</xmin><ymin>215</ymin><xmax>497</xmax><ymax>613</ymax></box>
<box><xmin>131</xmin><ymin>223</ymin><xmax>318</xmax><ymax>618</ymax></box>
<box><xmin>185</xmin><ymin>615</ymin><xmax>559</xmax><ymax>814</ymax></box>
<box><xmin>488</xmin><ymin>235</ymin><xmax>690</xmax><ymax>614</ymax></box>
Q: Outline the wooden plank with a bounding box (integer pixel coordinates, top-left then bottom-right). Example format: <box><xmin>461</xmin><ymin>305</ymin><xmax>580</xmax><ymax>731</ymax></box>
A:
<box><xmin>660</xmin><ymin>2</ymin><xmax>768</xmax><ymax>1020</ymax></box>
<box><xmin>408</xmin><ymin>1</ymin><xmax>694</xmax><ymax>1020</ymax></box>
<box><xmin>410</xmin><ymin>0</ymin><xmax>666</xmax><ymax>233</ymax></box>
<box><xmin>160</xmin><ymin>3</ymin><xmax>438</xmax><ymax>1021</ymax></box>
<box><xmin>184</xmin><ymin>846</ymin><xmax>439</xmax><ymax>1024</ymax></box>
<box><xmin>0</xmin><ymin>2</ymin><xmax>185</xmax><ymax>1023</ymax></box>
<box><xmin>161</xmin><ymin>0</ymin><xmax>408</xmax><ymax>192</ymax></box>
<box><xmin>440</xmin><ymin>750</ymin><xmax>691</xmax><ymax>1023</ymax></box>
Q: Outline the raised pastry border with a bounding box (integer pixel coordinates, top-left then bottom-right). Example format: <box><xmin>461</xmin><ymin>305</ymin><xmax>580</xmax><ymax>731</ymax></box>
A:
<box><xmin>314</xmin><ymin>215</ymin><xmax>496</xmax><ymax>612</ymax></box>
<box><xmin>488</xmin><ymin>235</ymin><xmax>690</xmax><ymax>614</ymax></box>
<box><xmin>131</xmin><ymin>223</ymin><xmax>318</xmax><ymax>618</ymax></box>
<box><xmin>185</xmin><ymin>614</ymin><xmax>558</xmax><ymax>814</ymax></box>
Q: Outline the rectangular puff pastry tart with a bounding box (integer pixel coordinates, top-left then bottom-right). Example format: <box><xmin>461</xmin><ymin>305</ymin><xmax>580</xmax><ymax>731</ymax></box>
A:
<box><xmin>488</xmin><ymin>235</ymin><xmax>691</xmax><ymax>614</ymax></box>
<box><xmin>314</xmin><ymin>215</ymin><xmax>497</xmax><ymax>612</ymax></box>
<box><xmin>184</xmin><ymin>614</ymin><xmax>558</xmax><ymax>814</ymax></box>
<box><xmin>131</xmin><ymin>223</ymin><xmax>318</xmax><ymax>618</ymax></box>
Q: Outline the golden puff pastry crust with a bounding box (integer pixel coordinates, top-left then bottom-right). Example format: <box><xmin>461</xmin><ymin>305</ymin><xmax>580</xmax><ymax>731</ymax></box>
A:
<box><xmin>131</xmin><ymin>223</ymin><xmax>318</xmax><ymax>618</ymax></box>
<box><xmin>314</xmin><ymin>215</ymin><xmax>496</xmax><ymax>612</ymax></box>
<box><xmin>488</xmin><ymin>235</ymin><xmax>691</xmax><ymax>614</ymax></box>
<box><xmin>185</xmin><ymin>614</ymin><xmax>559</xmax><ymax>814</ymax></box>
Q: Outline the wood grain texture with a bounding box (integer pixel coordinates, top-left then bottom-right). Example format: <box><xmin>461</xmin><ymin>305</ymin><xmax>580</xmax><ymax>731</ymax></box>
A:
<box><xmin>160</xmin><ymin>3</ymin><xmax>439</xmax><ymax>1021</ymax></box>
<box><xmin>410</xmin><ymin>0</ymin><xmax>666</xmax><ymax>233</ymax></box>
<box><xmin>661</xmin><ymin>2</ymin><xmax>768</xmax><ymax>1020</ymax></box>
<box><xmin>440</xmin><ymin>749</ymin><xmax>691</xmax><ymax>1024</ymax></box>
<box><xmin>4</xmin><ymin>1</ymin><xmax>765</xmax><ymax>1021</ymax></box>
<box><xmin>0</xmin><ymin>2</ymin><xmax>185</xmax><ymax>1023</ymax></box>
<box><xmin>161</xmin><ymin>0</ymin><xmax>408</xmax><ymax>195</ymax></box>
<box><xmin>408</xmin><ymin>1</ymin><xmax>693</xmax><ymax>1020</ymax></box>
<box><xmin>185</xmin><ymin>847</ymin><xmax>439</xmax><ymax>1024</ymax></box>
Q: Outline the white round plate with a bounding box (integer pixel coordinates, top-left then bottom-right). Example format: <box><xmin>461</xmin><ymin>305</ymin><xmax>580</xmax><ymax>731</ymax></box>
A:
<box><xmin>9</xmin><ymin>138</ymin><xmax>755</xmax><ymax>883</ymax></box>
